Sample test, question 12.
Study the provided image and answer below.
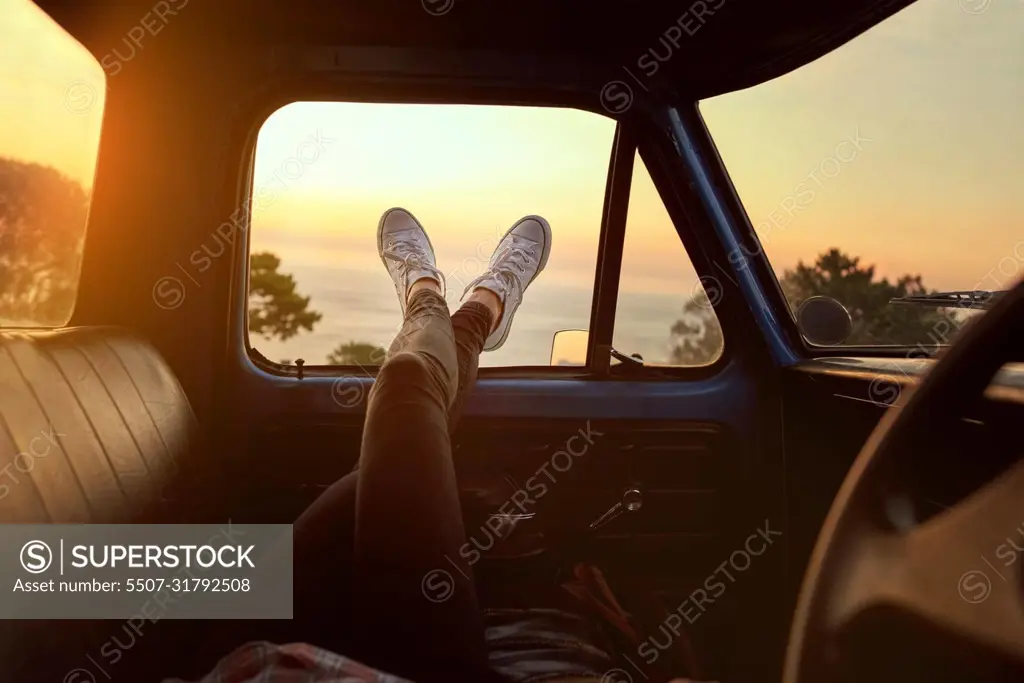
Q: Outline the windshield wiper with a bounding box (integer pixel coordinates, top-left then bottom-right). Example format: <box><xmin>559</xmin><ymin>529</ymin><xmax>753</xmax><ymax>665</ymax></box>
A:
<box><xmin>610</xmin><ymin>347</ymin><xmax>644</xmax><ymax>367</ymax></box>
<box><xmin>888</xmin><ymin>290</ymin><xmax>1006</xmax><ymax>310</ymax></box>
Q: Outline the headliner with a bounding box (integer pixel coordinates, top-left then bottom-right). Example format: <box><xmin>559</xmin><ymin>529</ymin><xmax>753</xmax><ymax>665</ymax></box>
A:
<box><xmin>34</xmin><ymin>0</ymin><xmax>915</xmax><ymax>99</ymax></box>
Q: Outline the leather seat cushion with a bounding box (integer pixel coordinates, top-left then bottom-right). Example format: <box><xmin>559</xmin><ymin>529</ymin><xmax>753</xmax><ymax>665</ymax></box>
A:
<box><xmin>0</xmin><ymin>326</ymin><xmax>214</xmax><ymax>682</ymax></box>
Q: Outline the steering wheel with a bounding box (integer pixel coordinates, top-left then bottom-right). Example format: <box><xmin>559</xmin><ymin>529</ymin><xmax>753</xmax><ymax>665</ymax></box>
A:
<box><xmin>784</xmin><ymin>278</ymin><xmax>1024</xmax><ymax>682</ymax></box>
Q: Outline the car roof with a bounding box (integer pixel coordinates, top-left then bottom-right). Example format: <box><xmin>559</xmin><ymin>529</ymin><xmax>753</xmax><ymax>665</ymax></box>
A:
<box><xmin>36</xmin><ymin>0</ymin><xmax>914</xmax><ymax>99</ymax></box>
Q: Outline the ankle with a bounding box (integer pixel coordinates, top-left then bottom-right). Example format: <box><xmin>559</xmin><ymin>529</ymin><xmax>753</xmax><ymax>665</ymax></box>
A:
<box><xmin>408</xmin><ymin>276</ymin><xmax>442</xmax><ymax>302</ymax></box>
<box><xmin>467</xmin><ymin>287</ymin><xmax>503</xmax><ymax>333</ymax></box>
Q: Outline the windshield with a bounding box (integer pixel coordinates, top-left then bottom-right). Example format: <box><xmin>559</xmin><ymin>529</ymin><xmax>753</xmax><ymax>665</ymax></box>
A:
<box><xmin>700</xmin><ymin>0</ymin><xmax>1023</xmax><ymax>349</ymax></box>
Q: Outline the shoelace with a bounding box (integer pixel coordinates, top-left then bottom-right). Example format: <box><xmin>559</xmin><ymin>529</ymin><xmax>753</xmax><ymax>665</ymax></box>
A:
<box><xmin>461</xmin><ymin>237</ymin><xmax>537</xmax><ymax>302</ymax></box>
<box><xmin>384</xmin><ymin>235</ymin><xmax>446</xmax><ymax>297</ymax></box>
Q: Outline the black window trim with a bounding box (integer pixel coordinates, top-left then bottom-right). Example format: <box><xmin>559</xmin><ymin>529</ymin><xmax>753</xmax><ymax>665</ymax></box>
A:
<box><xmin>587</xmin><ymin>121</ymin><xmax>635</xmax><ymax>376</ymax></box>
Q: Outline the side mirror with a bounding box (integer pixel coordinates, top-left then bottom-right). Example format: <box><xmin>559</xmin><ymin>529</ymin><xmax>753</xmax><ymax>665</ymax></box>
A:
<box><xmin>550</xmin><ymin>329</ymin><xmax>589</xmax><ymax>366</ymax></box>
<box><xmin>796</xmin><ymin>296</ymin><xmax>852</xmax><ymax>346</ymax></box>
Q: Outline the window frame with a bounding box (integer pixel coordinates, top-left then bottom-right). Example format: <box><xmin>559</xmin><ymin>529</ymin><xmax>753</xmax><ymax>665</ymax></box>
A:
<box><xmin>231</xmin><ymin>88</ymin><xmax>735</xmax><ymax>382</ymax></box>
<box><xmin>591</xmin><ymin>124</ymin><xmax>733</xmax><ymax>379</ymax></box>
<box><xmin>683</xmin><ymin>103</ymin><xmax>808</xmax><ymax>360</ymax></box>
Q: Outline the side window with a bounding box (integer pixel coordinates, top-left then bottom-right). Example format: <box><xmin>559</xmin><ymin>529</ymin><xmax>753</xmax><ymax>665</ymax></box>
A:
<box><xmin>613</xmin><ymin>153</ymin><xmax>723</xmax><ymax>366</ymax></box>
<box><xmin>0</xmin><ymin>0</ymin><xmax>104</xmax><ymax>326</ymax></box>
<box><xmin>247</xmin><ymin>102</ymin><xmax>615</xmax><ymax>369</ymax></box>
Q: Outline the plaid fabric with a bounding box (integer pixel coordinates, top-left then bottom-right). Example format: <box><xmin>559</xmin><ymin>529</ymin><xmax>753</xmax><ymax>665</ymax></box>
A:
<box><xmin>163</xmin><ymin>641</ymin><xmax>411</xmax><ymax>683</ymax></box>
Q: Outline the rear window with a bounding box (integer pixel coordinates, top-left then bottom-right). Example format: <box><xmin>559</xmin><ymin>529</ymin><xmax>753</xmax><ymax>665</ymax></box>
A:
<box><xmin>0</xmin><ymin>0</ymin><xmax>104</xmax><ymax>326</ymax></box>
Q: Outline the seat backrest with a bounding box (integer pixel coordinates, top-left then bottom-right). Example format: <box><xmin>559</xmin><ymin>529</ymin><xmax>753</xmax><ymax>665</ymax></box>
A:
<box><xmin>0</xmin><ymin>326</ymin><xmax>200</xmax><ymax>524</ymax></box>
<box><xmin>0</xmin><ymin>327</ymin><xmax>209</xmax><ymax>682</ymax></box>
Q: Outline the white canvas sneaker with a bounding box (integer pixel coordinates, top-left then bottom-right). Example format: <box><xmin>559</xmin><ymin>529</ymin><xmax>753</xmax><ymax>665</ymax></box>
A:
<box><xmin>377</xmin><ymin>207</ymin><xmax>445</xmax><ymax>315</ymax></box>
<box><xmin>462</xmin><ymin>215</ymin><xmax>552</xmax><ymax>351</ymax></box>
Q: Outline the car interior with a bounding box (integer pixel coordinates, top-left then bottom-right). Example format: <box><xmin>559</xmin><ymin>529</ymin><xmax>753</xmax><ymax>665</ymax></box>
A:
<box><xmin>1</xmin><ymin>0</ymin><xmax>1022</xmax><ymax>681</ymax></box>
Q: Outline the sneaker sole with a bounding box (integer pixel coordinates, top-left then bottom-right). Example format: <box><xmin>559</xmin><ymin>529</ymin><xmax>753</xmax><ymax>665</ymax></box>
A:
<box><xmin>484</xmin><ymin>214</ymin><xmax>552</xmax><ymax>352</ymax></box>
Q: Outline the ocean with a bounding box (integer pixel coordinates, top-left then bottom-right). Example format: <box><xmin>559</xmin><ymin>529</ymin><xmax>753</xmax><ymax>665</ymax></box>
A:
<box><xmin>253</xmin><ymin>263</ymin><xmax>695</xmax><ymax>368</ymax></box>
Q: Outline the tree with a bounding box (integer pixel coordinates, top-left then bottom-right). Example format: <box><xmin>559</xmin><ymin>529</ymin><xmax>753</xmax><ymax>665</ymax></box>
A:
<box><xmin>325</xmin><ymin>341</ymin><xmax>387</xmax><ymax>366</ymax></box>
<box><xmin>669</xmin><ymin>289</ymin><xmax>724</xmax><ymax>365</ymax></box>
<box><xmin>669</xmin><ymin>248</ymin><xmax>964</xmax><ymax>364</ymax></box>
<box><xmin>0</xmin><ymin>157</ymin><xmax>89</xmax><ymax>325</ymax></box>
<box><xmin>248</xmin><ymin>251</ymin><xmax>323</xmax><ymax>341</ymax></box>
<box><xmin>781</xmin><ymin>248</ymin><xmax>959</xmax><ymax>346</ymax></box>
<box><xmin>248</xmin><ymin>252</ymin><xmax>386</xmax><ymax>365</ymax></box>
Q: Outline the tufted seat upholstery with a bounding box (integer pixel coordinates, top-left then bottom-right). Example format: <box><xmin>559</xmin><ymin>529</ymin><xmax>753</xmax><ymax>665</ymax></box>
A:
<box><xmin>0</xmin><ymin>327</ymin><xmax>204</xmax><ymax>524</ymax></box>
<box><xmin>0</xmin><ymin>326</ymin><xmax>212</xmax><ymax>682</ymax></box>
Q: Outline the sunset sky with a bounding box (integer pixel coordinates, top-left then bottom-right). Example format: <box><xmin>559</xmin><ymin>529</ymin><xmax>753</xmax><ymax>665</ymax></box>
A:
<box><xmin>0</xmin><ymin>0</ymin><xmax>104</xmax><ymax>187</ymax></box>
<box><xmin>3</xmin><ymin>0</ymin><xmax>1023</xmax><ymax>356</ymax></box>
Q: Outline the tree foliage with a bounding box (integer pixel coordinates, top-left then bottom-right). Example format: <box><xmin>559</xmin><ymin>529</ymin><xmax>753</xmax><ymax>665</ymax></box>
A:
<box><xmin>248</xmin><ymin>251</ymin><xmax>323</xmax><ymax>341</ymax></box>
<box><xmin>248</xmin><ymin>252</ymin><xmax>384</xmax><ymax>364</ymax></box>
<box><xmin>669</xmin><ymin>248</ymin><xmax>965</xmax><ymax>365</ymax></box>
<box><xmin>0</xmin><ymin>157</ymin><xmax>88</xmax><ymax>325</ymax></box>
<box><xmin>669</xmin><ymin>289</ymin><xmax>725</xmax><ymax>366</ymax></box>
<box><xmin>781</xmin><ymin>248</ymin><xmax>956</xmax><ymax>346</ymax></box>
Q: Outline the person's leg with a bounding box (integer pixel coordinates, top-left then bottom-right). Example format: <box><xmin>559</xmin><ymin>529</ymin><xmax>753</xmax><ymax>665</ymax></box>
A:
<box><xmin>269</xmin><ymin>307</ymin><xmax>497</xmax><ymax>667</ymax></box>
<box><xmin>351</xmin><ymin>208</ymin><xmax>489</xmax><ymax>680</ymax></box>
<box><xmin>217</xmin><ymin>210</ymin><xmax>553</xmax><ymax>681</ymax></box>
<box><xmin>281</xmin><ymin>299</ymin><xmax>500</xmax><ymax>660</ymax></box>
<box><xmin>290</xmin><ymin>470</ymin><xmax>358</xmax><ymax>646</ymax></box>
<box><xmin>446</xmin><ymin>290</ymin><xmax>496</xmax><ymax>432</ymax></box>
<box><xmin>248</xmin><ymin>245</ymin><xmax>508</xmax><ymax>660</ymax></box>
<box><xmin>448</xmin><ymin>215</ymin><xmax>554</xmax><ymax>430</ymax></box>
<box><xmin>353</xmin><ymin>211</ymin><xmax>552</xmax><ymax>680</ymax></box>
<box><xmin>185</xmin><ymin>473</ymin><xmax>360</xmax><ymax>676</ymax></box>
